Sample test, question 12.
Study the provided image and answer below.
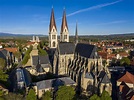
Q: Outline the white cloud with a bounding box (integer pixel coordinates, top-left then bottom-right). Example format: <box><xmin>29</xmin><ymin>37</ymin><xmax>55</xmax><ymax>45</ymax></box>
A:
<box><xmin>67</xmin><ymin>0</ymin><xmax>123</xmax><ymax>17</ymax></box>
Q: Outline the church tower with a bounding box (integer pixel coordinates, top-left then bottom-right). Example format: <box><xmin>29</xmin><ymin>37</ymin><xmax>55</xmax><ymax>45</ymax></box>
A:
<box><xmin>75</xmin><ymin>22</ymin><xmax>78</xmax><ymax>44</ymax></box>
<box><xmin>60</xmin><ymin>9</ymin><xmax>69</xmax><ymax>42</ymax></box>
<box><xmin>49</xmin><ymin>7</ymin><xmax>57</xmax><ymax>48</ymax></box>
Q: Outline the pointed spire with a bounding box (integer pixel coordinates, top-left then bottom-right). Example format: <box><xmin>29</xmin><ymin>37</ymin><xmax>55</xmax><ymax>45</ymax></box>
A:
<box><xmin>75</xmin><ymin>21</ymin><xmax>78</xmax><ymax>44</ymax></box>
<box><xmin>49</xmin><ymin>7</ymin><xmax>57</xmax><ymax>32</ymax></box>
<box><xmin>61</xmin><ymin>9</ymin><xmax>68</xmax><ymax>33</ymax></box>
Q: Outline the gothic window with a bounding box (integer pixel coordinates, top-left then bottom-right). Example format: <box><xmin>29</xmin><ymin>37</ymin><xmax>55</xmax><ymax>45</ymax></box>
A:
<box><xmin>52</xmin><ymin>35</ymin><xmax>56</xmax><ymax>39</ymax></box>
<box><xmin>53</xmin><ymin>29</ymin><xmax>55</xmax><ymax>32</ymax></box>
<box><xmin>65</xmin><ymin>29</ymin><xmax>66</xmax><ymax>32</ymax></box>
<box><xmin>62</xmin><ymin>58</ymin><xmax>64</xmax><ymax>62</ymax></box>
<box><xmin>53</xmin><ymin>41</ymin><xmax>56</xmax><ymax>47</ymax></box>
<box><xmin>64</xmin><ymin>35</ymin><xmax>67</xmax><ymax>39</ymax></box>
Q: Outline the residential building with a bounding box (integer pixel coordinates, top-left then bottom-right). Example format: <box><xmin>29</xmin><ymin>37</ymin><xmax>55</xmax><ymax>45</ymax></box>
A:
<box><xmin>33</xmin><ymin>77</ymin><xmax>76</xmax><ymax>98</ymax></box>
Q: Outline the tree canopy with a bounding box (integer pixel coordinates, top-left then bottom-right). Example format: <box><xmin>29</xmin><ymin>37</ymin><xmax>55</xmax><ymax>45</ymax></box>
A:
<box><xmin>26</xmin><ymin>89</ymin><xmax>36</xmax><ymax>100</ymax></box>
<box><xmin>37</xmin><ymin>45</ymin><xmax>47</xmax><ymax>56</ymax></box>
<box><xmin>120</xmin><ymin>57</ymin><xmax>130</xmax><ymax>66</ymax></box>
<box><xmin>89</xmin><ymin>94</ymin><xmax>100</xmax><ymax>100</ymax></box>
<box><xmin>56</xmin><ymin>86</ymin><xmax>75</xmax><ymax>100</ymax></box>
<box><xmin>22</xmin><ymin>46</ymin><xmax>33</xmax><ymax>65</ymax></box>
<box><xmin>13</xmin><ymin>51</ymin><xmax>21</xmax><ymax>59</ymax></box>
<box><xmin>100</xmin><ymin>91</ymin><xmax>112</xmax><ymax>100</ymax></box>
<box><xmin>2</xmin><ymin>92</ymin><xmax>24</xmax><ymax>100</ymax></box>
<box><xmin>0</xmin><ymin>58</ymin><xmax>6</xmax><ymax>70</ymax></box>
<box><xmin>0</xmin><ymin>70</ymin><xmax>8</xmax><ymax>82</ymax></box>
<box><xmin>42</xmin><ymin>91</ymin><xmax>51</xmax><ymax>100</ymax></box>
<box><xmin>89</xmin><ymin>91</ymin><xmax>112</xmax><ymax>100</ymax></box>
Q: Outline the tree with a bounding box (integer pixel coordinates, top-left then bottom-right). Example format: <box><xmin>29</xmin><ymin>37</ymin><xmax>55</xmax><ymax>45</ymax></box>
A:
<box><xmin>100</xmin><ymin>90</ymin><xmax>112</xmax><ymax>100</ymax></box>
<box><xmin>22</xmin><ymin>46</ymin><xmax>33</xmax><ymax>65</ymax></box>
<box><xmin>3</xmin><ymin>92</ymin><xmax>24</xmax><ymax>100</ymax></box>
<box><xmin>26</xmin><ymin>89</ymin><xmax>36</xmax><ymax>100</ymax></box>
<box><xmin>89</xmin><ymin>94</ymin><xmax>100</xmax><ymax>100</ymax></box>
<box><xmin>0</xmin><ymin>70</ymin><xmax>8</xmax><ymax>82</ymax></box>
<box><xmin>13</xmin><ymin>51</ymin><xmax>21</xmax><ymax>59</ymax></box>
<box><xmin>42</xmin><ymin>91</ymin><xmax>51</xmax><ymax>100</ymax></box>
<box><xmin>37</xmin><ymin>45</ymin><xmax>47</xmax><ymax>56</ymax></box>
<box><xmin>120</xmin><ymin>57</ymin><xmax>130</xmax><ymax>66</ymax></box>
<box><xmin>56</xmin><ymin>86</ymin><xmax>75</xmax><ymax>100</ymax></box>
<box><xmin>0</xmin><ymin>58</ymin><xmax>6</xmax><ymax>70</ymax></box>
<box><xmin>0</xmin><ymin>90</ymin><xmax>4</xmax><ymax>97</ymax></box>
<box><xmin>22</xmin><ymin>55</ymin><xmax>30</xmax><ymax>65</ymax></box>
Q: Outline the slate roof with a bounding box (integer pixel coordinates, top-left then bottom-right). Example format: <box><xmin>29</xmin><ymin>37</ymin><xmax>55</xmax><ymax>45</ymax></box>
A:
<box><xmin>75</xmin><ymin>43</ymin><xmax>97</xmax><ymax>58</ymax></box>
<box><xmin>59</xmin><ymin>42</ymin><xmax>75</xmax><ymax>54</ymax></box>
<box><xmin>98</xmin><ymin>70</ymin><xmax>106</xmax><ymax>78</ymax></box>
<box><xmin>101</xmin><ymin>73</ymin><xmax>111</xmax><ymax>83</ymax></box>
<box><xmin>98</xmin><ymin>70</ymin><xmax>111</xmax><ymax>84</ymax></box>
<box><xmin>0</xmin><ymin>49</ymin><xmax>8</xmax><ymax>57</ymax></box>
<box><xmin>85</xmin><ymin>72</ymin><xmax>94</xmax><ymax>79</ymax></box>
<box><xmin>32</xmin><ymin>55</ymin><xmax>50</xmax><ymax>66</ymax></box>
<box><xmin>35</xmin><ymin>77</ymin><xmax>76</xmax><ymax>90</ymax></box>
<box><xmin>0</xmin><ymin>51</ymin><xmax>6</xmax><ymax>59</ymax></box>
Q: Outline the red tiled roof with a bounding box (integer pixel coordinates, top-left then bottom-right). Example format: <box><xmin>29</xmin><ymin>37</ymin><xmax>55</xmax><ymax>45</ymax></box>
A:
<box><xmin>4</xmin><ymin>47</ymin><xmax>18</xmax><ymax>53</ymax></box>
<box><xmin>27</xmin><ymin>42</ymin><xmax>35</xmax><ymax>45</ymax></box>
<box><xmin>118</xmin><ymin>71</ymin><xmax>134</xmax><ymax>84</ymax></box>
<box><xmin>130</xmin><ymin>95</ymin><xmax>134</xmax><ymax>100</ymax></box>
<box><xmin>119</xmin><ymin>52</ymin><xmax>129</xmax><ymax>57</ymax></box>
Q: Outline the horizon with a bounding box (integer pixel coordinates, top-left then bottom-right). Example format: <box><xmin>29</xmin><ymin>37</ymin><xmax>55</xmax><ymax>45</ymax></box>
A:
<box><xmin>0</xmin><ymin>0</ymin><xmax>134</xmax><ymax>35</ymax></box>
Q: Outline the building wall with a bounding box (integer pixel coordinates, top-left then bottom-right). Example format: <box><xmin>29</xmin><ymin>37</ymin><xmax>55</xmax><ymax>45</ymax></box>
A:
<box><xmin>117</xmin><ymin>81</ymin><xmax>134</xmax><ymax>88</ymax></box>
<box><xmin>58</xmin><ymin>54</ymin><xmax>74</xmax><ymax>75</ymax></box>
<box><xmin>49</xmin><ymin>26</ymin><xmax>57</xmax><ymax>48</ymax></box>
<box><xmin>60</xmin><ymin>26</ymin><xmax>69</xmax><ymax>42</ymax></box>
<box><xmin>99</xmin><ymin>83</ymin><xmax>112</xmax><ymax>95</ymax></box>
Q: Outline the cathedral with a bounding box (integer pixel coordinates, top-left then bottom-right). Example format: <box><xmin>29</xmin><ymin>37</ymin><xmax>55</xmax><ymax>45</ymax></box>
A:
<box><xmin>48</xmin><ymin>8</ymin><xmax>112</xmax><ymax>95</ymax></box>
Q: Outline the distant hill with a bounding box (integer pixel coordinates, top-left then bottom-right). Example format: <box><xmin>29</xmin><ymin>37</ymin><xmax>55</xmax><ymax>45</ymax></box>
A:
<box><xmin>0</xmin><ymin>32</ymin><xmax>47</xmax><ymax>37</ymax></box>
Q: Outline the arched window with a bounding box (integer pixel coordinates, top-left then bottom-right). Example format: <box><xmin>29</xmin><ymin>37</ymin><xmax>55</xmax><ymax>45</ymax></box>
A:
<box><xmin>53</xmin><ymin>41</ymin><xmax>56</xmax><ymax>47</ymax></box>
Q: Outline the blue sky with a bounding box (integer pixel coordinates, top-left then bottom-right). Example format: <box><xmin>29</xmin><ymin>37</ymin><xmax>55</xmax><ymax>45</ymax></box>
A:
<box><xmin>0</xmin><ymin>0</ymin><xmax>134</xmax><ymax>35</ymax></box>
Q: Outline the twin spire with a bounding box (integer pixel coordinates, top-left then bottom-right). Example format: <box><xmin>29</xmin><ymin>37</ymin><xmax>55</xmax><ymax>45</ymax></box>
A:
<box><xmin>49</xmin><ymin>8</ymin><xmax>68</xmax><ymax>34</ymax></box>
<box><xmin>49</xmin><ymin>7</ymin><xmax>78</xmax><ymax>48</ymax></box>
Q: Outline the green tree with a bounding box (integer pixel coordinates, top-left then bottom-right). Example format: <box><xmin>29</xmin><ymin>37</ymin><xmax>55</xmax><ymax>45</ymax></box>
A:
<box><xmin>3</xmin><ymin>92</ymin><xmax>24</xmax><ymax>100</ymax></box>
<box><xmin>26</xmin><ymin>89</ymin><xmax>36</xmax><ymax>100</ymax></box>
<box><xmin>56</xmin><ymin>86</ymin><xmax>75</xmax><ymax>100</ymax></box>
<box><xmin>37</xmin><ymin>45</ymin><xmax>47</xmax><ymax>56</ymax></box>
<box><xmin>120</xmin><ymin>57</ymin><xmax>130</xmax><ymax>66</ymax></box>
<box><xmin>0</xmin><ymin>90</ymin><xmax>4</xmax><ymax>97</ymax></box>
<box><xmin>22</xmin><ymin>46</ymin><xmax>33</xmax><ymax>65</ymax></box>
<box><xmin>89</xmin><ymin>94</ymin><xmax>100</xmax><ymax>100</ymax></box>
<box><xmin>0</xmin><ymin>70</ymin><xmax>8</xmax><ymax>82</ymax></box>
<box><xmin>42</xmin><ymin>91</ymin><xmax>51</xmax><ymax>100</ymax></box>
<box><xmin>100</xmin><ymin>91</ymin><xmax>112</xmax><ymax>100</ymax></box>
<box><xmin>13</xmin><ymin>51</ymin><xmax>21</xmax><ymax>59</ymax></box>
<box><xmin>0</xmin><ymin>58</ymin><xmax>6</xmax><ymax>70</ymax></box>
<box><xmin>22</xmin><ymin>55</ymin><xmax>30</xmax><ymax>65</ymax></box>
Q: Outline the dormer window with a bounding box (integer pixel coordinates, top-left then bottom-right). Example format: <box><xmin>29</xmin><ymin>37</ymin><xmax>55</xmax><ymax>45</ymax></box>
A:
<box><xmin>53</xmin><ymin>29</ymin><xmax>54</xmax><ymax>32</ymax></box>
